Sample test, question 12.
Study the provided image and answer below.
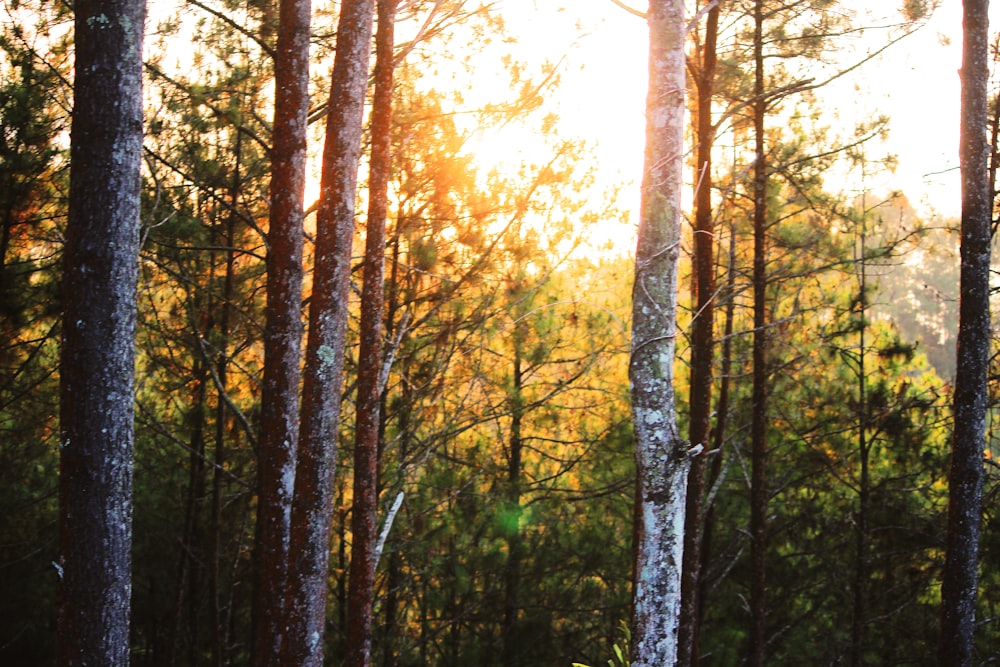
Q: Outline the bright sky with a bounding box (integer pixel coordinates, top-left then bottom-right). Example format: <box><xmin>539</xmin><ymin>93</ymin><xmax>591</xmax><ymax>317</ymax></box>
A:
<box><xmin>148</xmin><ymin>0</ymin><xmax>993</xmax><ymax>247</ymax></box>
<box><xmin>835</xmin><ymin>0</ymin><xmax>966</xmax><ymax>219</ymax></box>
<box><xmin>476</xmin><ymin>0</ymin><xmax>1000</xmax><ymax>243</ymax></box>
<box><xmin>461</xmin><ymin>1</ymin><xmax>647</xmax><ymax>253</ymax></box>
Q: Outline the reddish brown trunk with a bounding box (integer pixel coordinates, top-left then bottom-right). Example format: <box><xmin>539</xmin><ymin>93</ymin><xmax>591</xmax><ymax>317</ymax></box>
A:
<box><xmin>850</xmin><ymin>220</ymin><xmax>870</xmax><ymax>667</ymax></box>
<box><xmin>282</xmin><ymin>0</ymin><xmax>375</xmax><ymax>664</ymax></box>
<box><xmin>501</xmin><ymin>339</ymin><xmax>524</xmax><ymax>665</ymax></box>
<box><xmin>211</xmin><ymin>161</ymin><xmax>239</xmax><ymax>666</ymax></box>
<box><xmin>679</xmin><ymin>3</ymin><xmax>720</xmax><ymax>663</ymax></box>
<box><xmin>344</xmin><ymin>2</ymin><xmax>396</xmax><ymax>664</ymax></box>
<box><xmin>253</xmin><ymin>0</ymin><xmax>310</xmax><ymax>662</ymax></box>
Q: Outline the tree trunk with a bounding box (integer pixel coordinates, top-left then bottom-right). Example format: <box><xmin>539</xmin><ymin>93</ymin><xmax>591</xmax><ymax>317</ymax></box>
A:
<box><xmin>211</xmin><ymin>157</ymin><xmax>239</xmax><ymax>666</ymax></box>
<box><xmin>748</xmin><ymin>0</ymin><xmax>768</xmax><ymax>662</ymax></box>
<box><xmin>281</xmin><ymin>0</ymin><xmax>375</xmax><ymax>662</ymax></box>
<box><xmin>252</xmin><ymin>0</ymin><xmax>310</xmax><ymax>661</ymax></box>
<box><xmin>58</xmin><ymin>1</ymin><xmax>145</xmax><ymax>664</ymax></box>
<box><xmin>697</xmin><ymin>216</ymin><xmax>738</xmax><ymax>644</ymax></box>
<box><xmin>629</xmin><ymin>1</ymin><xmax>691</xmax><ymax>665</ymax></box>
<box><xmin>851</xmin><ymin>205</ymin><xmax>870</xmax><ymax>667</ymax></box>
<box><xmin>169</xmin><ymin>357</ymin><xmax>208</xmax><ymax>667</ymax></box>
<box><xmin>380</xmin><ymin>229</ymin><xmax>406</xmax><ymax>667</ymax></box>
<box><xmin>679</xmin><ymin>2</ymin><xmax>720</xmax><ymax>663</ymax></box>
<box><xmin>940</xmin><ymin>1</ymin><xmax>991</xmax><ymax>664</ymax></box>
<box><xmin>344</xmin><ymin>1</ymin><xmax>396</xmax><ymax>664</ymax></box>
<box><xmin>501</xmin><ymin>334</ymin><xmax>525</xmax><ymax>666</ymax></box>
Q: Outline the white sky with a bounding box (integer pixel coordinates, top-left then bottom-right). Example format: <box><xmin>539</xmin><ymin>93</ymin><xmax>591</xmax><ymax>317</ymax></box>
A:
<box><xmin>147</xmin><ymin>0</ymin><xmax>993</xmax><ymax>245</ymax></box>
<box><xmin>836</xmin><ymin>0</ymin><xmax>967</xmax><ymax>219</ymax></box>
<box><xmin>450</xmin><ymin>1</ymin><xmax>644</xmax><ymax>254</ymax></box>
<box><xmin>480</xmin><ymin>0</ymin><xmax>1000</xmax><ymax>240</ymax></box>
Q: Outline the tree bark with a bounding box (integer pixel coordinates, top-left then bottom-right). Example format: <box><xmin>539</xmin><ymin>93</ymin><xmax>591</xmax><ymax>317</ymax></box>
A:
<box><xmin>344</xmin><ymin>1</ymin><xmax>396</xmax><ymax>664</ymax></box>
<box><xmin>679</xmin><ymin>2</ymin><xmax>720</xmax><ymax>663</ymax></box>
<box><xmin>58</xmin><ymin>1</ymin><xmax>145</xmax><ymax>664</ymax></box>
<box><xmin>252</xmin><ymin>0</ymin><xmax>310</xmax><ymax>661</ymax></box>
<box><xmin>940</xmin><ymin>2</ymin><xmax>991</xmax><ymax>664</ymax></box>
<box><xmin>379</xmin><ymin>220</ymin><xmax>406</xmax><ymax>667</ymax></box>
<box><xmin>211</xmin><ymin>158</ymin><xmax>240</xmax><ymax>666</ymax></box>
<box><xmin>749</xmin><ymin>0</ymin><xmax>768</xmax><ymax>663</ymax></box>
<box><xmin>629</xmin><ymin>1</ymin><xmax>691</xmax><ymax>665</ymax></box>
<box><xmin>697</xmin><ymin>216</ymin><xmax>738</xmax><ymax>645</ymax></box>
<box><xmin>851</xmin><ymin>208</ymin><xmax>870</xmax><ymax>667</ymax></box>
<box><xmin>501</xmin><ymin>329</ymin><xmax>525</xmax><ymax>666</ymax></box>
<box><xmin>280</xmin><ymin>0</ymin><xmax>375</xmax><ymax>663</ymax></box>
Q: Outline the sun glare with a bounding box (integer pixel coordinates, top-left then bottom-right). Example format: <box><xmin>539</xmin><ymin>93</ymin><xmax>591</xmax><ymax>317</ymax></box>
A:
<box><xmin>300</xmin><ymin>0</ymin><xmax>978</xmax><ymax>261</ymax></box>
<box><xmin>463</xmin><ymin>124</ymin><xmax>533</xmax><ymax>180</ymax></box>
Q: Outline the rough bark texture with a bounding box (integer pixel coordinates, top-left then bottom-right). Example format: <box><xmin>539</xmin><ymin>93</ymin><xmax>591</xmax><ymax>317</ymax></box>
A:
<box><xmin>629</xmin><ymin>1</ymin><xmax>690</xmax><ymax>665</ymax></box>
<box><xmin>940</xmin><ymin>2</ymin><xmax>991</xmax><ymax>664</ymax></box>
<box><xmin>252</xmin><ymin>0</ymin><xmax>311</xmax><ymax>661</ymax></box>
<box><xmin>748</xmin><ymin>0</ymin><xmax>769</xmax><ymax>663</ymax></box>
<box><xmin>282</xmin><ymin>0</ymin><xmax>375</xmax><ymax>664</ymax></box>
<box><xmin>344</xmin><ymin>1</ymin><xmax>395</xmax><ymax>664</ymax></box>
<box><xmin>58</xmin><ymin>1</ymin><xmax>145</xmax><ymax>664</ymax></box>
<box><xmin>678</xmin><ymin>3</ymin><xmax>720</xmax><ymax>663</ymax></box>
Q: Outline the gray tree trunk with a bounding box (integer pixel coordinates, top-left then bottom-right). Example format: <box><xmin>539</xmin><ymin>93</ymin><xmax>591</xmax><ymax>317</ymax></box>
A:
<box><xmin>940</xmin><ymin>1</ymin><xmax>991</xmax><ymax>664</ymax></box>
<box><xmin>629</xmin><ymin>1</ymin><xmax>691</xmax><ymax>665</ymax></box>
<box><xmin>58</xmin><ymin>1</ymin><xmax>145</xmax><ymax>664</ymax></box>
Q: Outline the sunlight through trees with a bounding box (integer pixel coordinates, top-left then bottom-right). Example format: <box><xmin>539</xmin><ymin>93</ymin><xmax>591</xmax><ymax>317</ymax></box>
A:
<box><xmin>0</xmin><ymin>1</ymin><xmax>998</xmax><ymax>665</ymax></box>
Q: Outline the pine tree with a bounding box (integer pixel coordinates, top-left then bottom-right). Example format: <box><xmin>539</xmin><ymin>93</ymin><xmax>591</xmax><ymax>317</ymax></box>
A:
<box><xmin>629</xmin><ymin>1</ymin><xmax>691</xmax><ymax>664</ymax></box>
<box><xmin>941</xmin><ymin>1</ymin><xmax>991</xmax><ymax>663</ymax></box>
<box><xmin>679</xmin><ymin>2</ymin><xmax>721</xmax><ymax>662</ymax></box>
<box><xmin>58</xmin><ymin>1</ymin><xmax>146</xmax><ymax>664</ymax></box>
<box><xmin>343</xmin><ymin>1</ymin><xmax>397</xmax><ymax>664</ymax></box>
<box><xmin>253</xmin><ymin>0</ymin><xmax>310</xmax><ymax>660</ymax></box>
<box><xmin>282</xmin><ymin>0</ymin><xmax>375</xmax><ymax>664</ymax></box>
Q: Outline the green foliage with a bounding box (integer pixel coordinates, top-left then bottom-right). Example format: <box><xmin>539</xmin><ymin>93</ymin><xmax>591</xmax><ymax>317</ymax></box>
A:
<box><xmin>0</xmin><ymin>5</ymin><xmax>68</xmax><ymax>662</ymax></box>
<box><xmin>573</xmin><ymin>620</ymin><xmax>631</xmax><ymax>667</ymax></box>
<box><xmin>0</xmin><ymin>0</ymin><xmax>990</xmax><ymax>664</ymax></box>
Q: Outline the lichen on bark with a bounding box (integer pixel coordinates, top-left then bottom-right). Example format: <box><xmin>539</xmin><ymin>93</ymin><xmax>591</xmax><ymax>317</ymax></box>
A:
<box><xmin>629</xmin><ymin>1</ymin><xmax>689</xmax><ymax>666</ymax></box>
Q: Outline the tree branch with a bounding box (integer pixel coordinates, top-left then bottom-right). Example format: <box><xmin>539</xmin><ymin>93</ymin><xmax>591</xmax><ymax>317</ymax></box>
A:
<box><xmin>606</xmin><ymin>0</ymin><xmax>646</xmax><ymax>19</ymax></box>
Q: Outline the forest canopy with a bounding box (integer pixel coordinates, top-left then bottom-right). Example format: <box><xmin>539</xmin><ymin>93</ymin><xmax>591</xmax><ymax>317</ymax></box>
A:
<box><xmin>0</xmin><ymin>0</ymin><xmax>997</xmax><ymax>665</ymax></box>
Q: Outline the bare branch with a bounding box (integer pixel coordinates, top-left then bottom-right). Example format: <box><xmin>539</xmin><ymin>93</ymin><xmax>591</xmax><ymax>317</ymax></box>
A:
<box><xmin>607</xmin><ymin>0</ymin><xmax>646</xmax><ymax>19</ymax></box>
<box><xmin>374</xmin><ymin>491</ymin><xmax>406</xmax><ymax>569</ymax></box>
<box><xmin>687</xmin><ymin>0</ymin><xmax>722</xmax><ymax>33</ymax></box>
